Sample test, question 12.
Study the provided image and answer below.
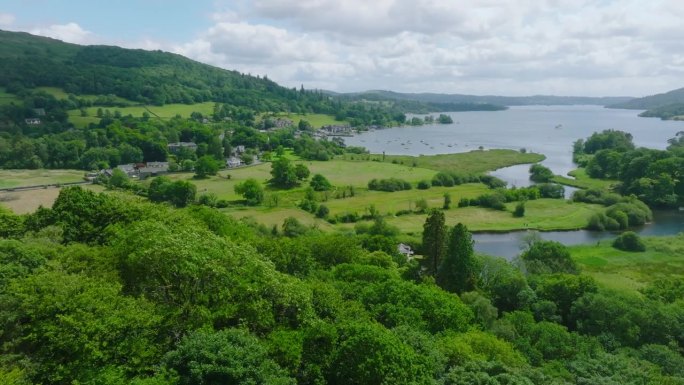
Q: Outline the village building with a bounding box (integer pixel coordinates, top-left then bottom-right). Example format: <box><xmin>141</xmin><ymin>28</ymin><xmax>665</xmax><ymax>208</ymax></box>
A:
<box><xmin>226</xmin><ymin>156</ymin><xmax>243</xmax><ymax>168</ymax></box>
<box><xmin>397</xmin><ymin>243</ymin><xmax>415</xmax><ymax>259</ymax></box>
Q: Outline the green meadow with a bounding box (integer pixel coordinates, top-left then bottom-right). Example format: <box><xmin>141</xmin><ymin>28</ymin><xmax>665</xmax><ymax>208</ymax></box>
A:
<box><xmin>346</xmin><ymin>149</ymin><xmax>546</xmax><ymax>174</ymax></box>
<box><xmin>67</xmin><ymin>102</ymin><xmax>217</xmax><ymax>127</ymax></box>
<box><xmin>0</xmin><ymin>169</ymin><xmax>85</xmax><ymax>189</ymax></box>
<box><xmin>570</xmin><ymin>233</ymin><xmax>684</xmax><ymax>293</ymax></box>
<box><xmin>552</xmin><ymin>168</ymin><xmax>616</xmax><ymax>190</ymax></box>
<box><xmin>0</xmin><ymin>87</ymin><xmax>21</xmax><ymax>105</ymax></box>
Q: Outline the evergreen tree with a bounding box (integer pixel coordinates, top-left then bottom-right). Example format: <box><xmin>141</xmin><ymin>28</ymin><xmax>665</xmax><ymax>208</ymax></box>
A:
<box><xmin>422</xmin><ymin>209</ymin><xmax>446</xmax><ymax>276</ymax></box>
<box><xmin>438</xmin><ymin>223</ymin><xmax>476</xmax><ymax>293</ymax></box>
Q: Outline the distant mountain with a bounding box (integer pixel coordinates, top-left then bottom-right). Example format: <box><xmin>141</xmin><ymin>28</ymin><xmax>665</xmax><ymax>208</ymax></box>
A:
<box><xmin>337</xmin><ymin>90</ymin><xmax>633</xmax><ymax>107</ymax></box>
<box><xmin>607</xmin><ymin>87</ymin><xmax>684</xmax><ymax>110</ymax></box>
<box><xmin>0</xmin><ymin>30</ymin><xmax>329</xmax><ymax>112</ymax></box>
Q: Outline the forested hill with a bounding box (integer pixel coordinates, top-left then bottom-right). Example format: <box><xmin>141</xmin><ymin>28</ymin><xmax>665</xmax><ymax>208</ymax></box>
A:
<box><xmin>0</xmin><ymin>30</ymin><xmax>327</xmax><ymax>111</ymax></box>
<box><xmin>607</xmin><ymin>87</ymin><xmax>684</xmax><ymax>110</ymax></box>
<box><xmin>337</xmin><ymin>90</ymin><xmax>634</xmax><ymax>107</ymax></box>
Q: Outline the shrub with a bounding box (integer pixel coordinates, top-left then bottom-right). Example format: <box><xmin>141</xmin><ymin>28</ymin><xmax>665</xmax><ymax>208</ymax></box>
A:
<box><xmin>316</xmin><ymin>204</ymin><xmax>329</xmax><ymax>218</ymax></box>
<box><xmin>513</xmin><ymin>201</ymin><xmax>525</xmax><ymax>217</ymax></box>
<box><xmin>432</xmin><ymin>172</ymin><xmax>454</xmax><ymax>187</ymax></box>
<box><xmin>368</xmin><ymin>178</ymin><xmax>412</xmax><ymax>192</ymax></box>
<box><xmin>612</xmin><ymin>231</ymin><xmax>646</xmax><ymax>251</ymax></box>
<box><xmin>417</xmin><ymin>180</ymin><xmax>431</xmax><ymax>190</ymax></box>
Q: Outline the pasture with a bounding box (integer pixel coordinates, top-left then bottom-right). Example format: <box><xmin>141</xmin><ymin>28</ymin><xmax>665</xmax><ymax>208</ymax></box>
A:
<box><xmin>0</xmin><ymin>169</ymin><xmax>86</xmax><ymax>189</ymax></box>
<box><xmin>552</xmin><ymin>168</ymin><xmax>616</xmax><ymax>190</ymax></box>
<box><xmin>342</xmin><ymin>149</ymin><xmax>545</xmax><ymax>175</ymax></box>
<box><xmin>0</xmin><ymin>184</ymin><xmax>104</xmax><ymax>214</ymax></box>
<box><xmin>570</xmin><ymin>233</ymin><xmax>684</xmax><ymax>293</ymax></box>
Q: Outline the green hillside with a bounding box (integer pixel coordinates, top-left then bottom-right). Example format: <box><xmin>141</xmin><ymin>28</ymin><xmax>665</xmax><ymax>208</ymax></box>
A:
<box><xmin>639</xmin><ymin>103</ymin><xmax>684</xmax><ymax>120</ymax></box>
<box><xmin>608</xmin><ymin>87</ymin><xmax>684</xmax><ymax>110</ymax></box>
<box><xmin>0</xmin><ymin>30</ymin><xmax>329</xmax><ymax>112</ymax></box>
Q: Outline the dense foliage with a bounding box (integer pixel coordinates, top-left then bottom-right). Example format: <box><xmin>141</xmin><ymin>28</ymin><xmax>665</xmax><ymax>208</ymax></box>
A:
<box><xmin>574</xmin><ymin>130</ymin><xmax>684</xmax><ymax>207</ymax></box>
<box><xmin>0</xmin><ymin>187</ymin><xmax>683</xmax><ymax>384</ymax></box>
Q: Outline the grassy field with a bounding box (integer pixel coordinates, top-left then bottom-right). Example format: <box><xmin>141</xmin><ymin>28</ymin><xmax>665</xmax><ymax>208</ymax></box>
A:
<box><xmin>35</xmin><ymin>87</ymin><xmax>70</xmax><ymax>99</ymax></box>
<box><xmin>68</xmin><ymin>102</ymin><xmax>216</xmax><ymax>128</ymax></box>
<box><xmin>222</xmin><ymin>206</ymin><xmax>336</xmax><ymax>231</ymax></box>
<box><xmin>552</xmin><ymin>168</ymin><xmax>616</xmax><ymax>190</ymax></box>
<box><xmin>0</xmin><ymin>87</ymin><xmax>20</xmax><ymax>106</ymax></box>
<box><xmin>164</xmin><ymin>160</ymin><xmax>438</xmax><ymax>201</ymax></box>
<box><xmin>381</xmin><ymin>198</ymin><xmax>601</xmax><ymax>234</ymax></box>
<box><xmin>571</xmin><ymin>233</ymin><xmax>684</xmax><ymax>293</ymax></box>
<box><xmin>340</xmin><ymin>149</ymin><xmax>545</xmax><ymax>175</ymax></box>
<box><xmin>0</xmin><ymin>184</ymin><xmax>104</xmax><ymax>214</ymax></box>
<box><xmin>268</xmin><ymin>113</ymin><xmax>348</xmax><ymax>128</ymax></box>
<box><xmin>323</xmin><ymin>184</ymin><xmax>489</xmax><ymax>217</ymax></box>
<box><xmin>0</xmin><ymin>169</ymin><xmax>86</xmax><ymax>189</ymax></box>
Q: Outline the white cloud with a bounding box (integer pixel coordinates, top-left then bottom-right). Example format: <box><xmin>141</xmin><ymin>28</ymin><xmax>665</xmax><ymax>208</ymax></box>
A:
<box><xmin>16</xmin><ymin>0</ymin><xmax>684</xmax><ymax>96</ymax></box>
<box><xmin>30</xmin><ymin>22</ymin><xmax>94</xmax><ymax>44</ymax></box>
<box><xmin>0</xmin><ymin>12</ymin><xmax>15</xmax><ymax>27</ymax></box>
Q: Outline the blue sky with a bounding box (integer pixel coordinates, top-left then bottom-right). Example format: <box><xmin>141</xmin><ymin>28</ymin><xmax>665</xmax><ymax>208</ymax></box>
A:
<box><xmin>2</xmin><ymin>0</ymin><xmax>213</xmax><ymax>41</ymax></box>
<box><xmin>2</xmin><ymin>1</ymin><xmax>684</xmax><ymax>96</ymax></box>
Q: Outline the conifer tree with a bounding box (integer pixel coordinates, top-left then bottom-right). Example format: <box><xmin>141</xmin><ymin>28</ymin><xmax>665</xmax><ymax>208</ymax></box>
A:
<box><xmin>422</xmin><ymin>209</ymin><xmax>446</xmax><ymax>276</ymax></box>
<box><xmin>438</xmin><ymin>223</ymin><xmax>476</xmax><ymax>293</ymax></box>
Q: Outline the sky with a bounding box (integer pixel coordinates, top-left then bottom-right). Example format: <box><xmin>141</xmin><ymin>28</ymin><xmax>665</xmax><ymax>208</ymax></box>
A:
<box><xmin>2</xmin><ymin>0</ymin><xmax>683</xmax><ymax>97</ymax></box>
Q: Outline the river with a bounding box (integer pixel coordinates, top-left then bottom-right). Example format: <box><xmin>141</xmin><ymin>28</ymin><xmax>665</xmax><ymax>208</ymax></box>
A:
<box><xmin>343</xmin><ymin>105</ymin><xmax>684</xmax><ymax>258</ymax></box>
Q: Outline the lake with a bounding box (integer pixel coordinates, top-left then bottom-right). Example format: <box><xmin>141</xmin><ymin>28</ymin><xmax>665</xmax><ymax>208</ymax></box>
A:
<box><xmin>472</xmin><ymin>210</ymin><xmax>684</xmax><ymax>260</ymax></box>
<box><xmin>344</xmin><ymin>105</ymin><xmax>681</xmax><ymax>178</ymax></box>
<box><xmin>344</xmin><ymin>105</ymin><xmax>684</xmax><ymax>258</ymax></box>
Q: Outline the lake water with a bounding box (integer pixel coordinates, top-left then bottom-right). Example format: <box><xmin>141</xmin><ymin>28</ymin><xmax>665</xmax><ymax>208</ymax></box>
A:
<box><xmin>472</xmin><ymin>210</ymin><xmax>684</xmax><ymax>260</ymax></box>
<box><xmin>344</xmin><ymin>105</ymin><xmax>681</xmax><ymax>178</ymax></box>
<box><xmin>343</xmin><ymin>105</ymin><xmax>684</xmax><ymax>258</ymax></box>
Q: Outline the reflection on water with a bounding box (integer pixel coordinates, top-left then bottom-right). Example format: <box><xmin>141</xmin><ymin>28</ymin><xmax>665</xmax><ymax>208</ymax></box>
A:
<box><xmin>473</xmin><ymin>210</ymin><xmax>684</xmax><ymax>260</ymax></box>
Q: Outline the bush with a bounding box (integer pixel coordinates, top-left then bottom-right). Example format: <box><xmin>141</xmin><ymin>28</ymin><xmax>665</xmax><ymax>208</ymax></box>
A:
<box><xmin>417</xmin><ymin>180</ymin><xmax>431</xmax><ymax>190</ymax></box>
<box><xmin>316</xmin><ymin>204</ymin><xmax>329</xmax><ymax>218</ymax></box>
<box><xmin>476</xmin><ymin>193</ymin><xmax>507</xmax><ymax>211</ymax></box>
<box><xmin>432</xmin><ymin>172</ymin><xmax>454</xmax><ymax>187</ymax></box>
<box><xmin>529</xmin><ymin>164</ymin><xmax>554</xmax><ymax>183</ymax></box>
<box><xmin>368</xmin><ymin>178</ymin><xmax>412</xmax><ymax>192</ymax></box>
<box><xmin>513</xmin><ymin>201</ymin><xmax>525</xmax><ymax>217</ymax></box>
<box><xmin>612</xmin><ymin>231</ymin><xmax>646</xmax><ymax>251</ymax></box>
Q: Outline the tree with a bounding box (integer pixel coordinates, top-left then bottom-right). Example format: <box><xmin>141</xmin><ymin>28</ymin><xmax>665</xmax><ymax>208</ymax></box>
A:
<box><xmin>234</xmin><ymin>178</ymin><xmax>264</xmax><ymax>205</ymax></box>
<box><xmin>194</xmin><ymin>155</ymin><xmax>220</xmax><ymax>178</ymax></box>
<box><xmin>443</xmin><ymin>192</ymin><xmax>451</xmax><ymax>209</ymax></box>
<box><xmin>164</xmin><ymin>328</ymin><xmax>294</xmax><ymax>385</ymax></box>
<box><xmin>438</xmin><ymin>223</ymin><xmax>476</xmax><ymax>293</ymax></box>
<box><xmin>270</xmin><ymin>157</ymin><xmax>298</xmax><ymax>188</ymax></box>
<box><xmin>295</xmin><ymin>163</ymin><xmax>310</xmax><ymax>180</ymax></box>
<box><xmin>422</xmin><ymin>209</ymin><xmax>446</xmax><ymax>276</ymax></box>
<box><xmin>529</xmin><ymin>164</ymin><xmax>554</xmax><ymax>182</ymax></box>
<box><xmin>310</xmin><ymin>174</ymin><xmax>332</xmax><ymax>191</ymax></box>
<box><xmin>108</xmin><ymin>168</ymin><xmax>129</xmax><ymax>188</ymax></box>
<box><xmin>521</xmin><ymin>240</ymin><xmax>578</xmax><ymax>274</ymax></box>
<box><xmin>167</xmin><ymin>180</ymin><xmax>197</xmax><ymax>207</ymax></box>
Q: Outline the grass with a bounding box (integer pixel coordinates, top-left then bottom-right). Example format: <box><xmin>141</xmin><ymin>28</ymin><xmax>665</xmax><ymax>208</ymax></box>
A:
<box><xmin>67</xmin><ymin>102</ymin><xmax>216</xmax><ymax>128</ymax></box>
<box><xmin>0</xmin><ymin>169</ymin><xmax>86</xmax><ymax>189</ymax></box>
<box><xmin>268</xmin><ymin>113</ymin><xmax>348</xmax><ymax>128</ymax></box>
<box><xmin>323</xmin><ymin>184</ymin><xmax>489</xmax><ymax>217</ymax></box>
<box><xmin>0</xmin><ymin>87</ymin><xmax>21</xmax><ymax>106</ymax></box>
<box><xmin>35</xmin><ymin>87</ymin><xmax>69</xmax><ymax>99</ymax></box>
<box><xmin>164</xmin><ymin>160</ymin><xmax>438</xmax><ymax>201</ymax></box>
<box><xmin>570</xmin><ymin>233</ymin><xmax>684</xmax><ymax>293</ymax></box>
<box><xmin>0</xmin><ymin>184</ymin><xmax>104</xmax><ymax>214</ymax></box>
<box><xmin>339</xmin><ymin>149</ymin><xmax>545</xmax><ymax>175</ymax></box>
<box><xmin>379</xmin><ymin>199</ymin><xmax>601</xmax><ymax>235</ymax></box>
<box><xmin>552</xmin><ymin>168</ymin><xmax>616</xmax><ymax>190</ymax></box>
<box><xmin>222</xmin><ymin>206</ymin><xmax>336</xmax><ymax>231</ymax></box>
